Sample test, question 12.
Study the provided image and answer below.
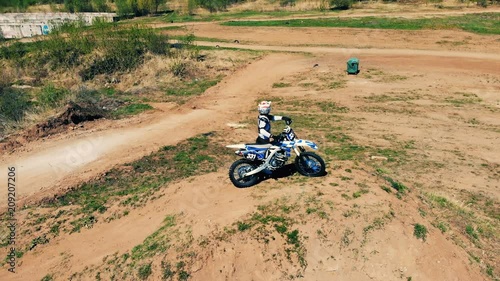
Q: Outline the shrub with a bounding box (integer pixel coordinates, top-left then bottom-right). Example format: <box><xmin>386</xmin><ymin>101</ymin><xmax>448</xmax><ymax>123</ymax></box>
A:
<box><xmin>414</xmin><ymin>224</ymin><xmax>428</xmax><ymax>241</ymax></box>
<box><xmin>330</xmin><ymin>0</ymin><xmax>352</xmax><ymax>9</ymax></box>
<box><xmin>2</xmin><ymin>24</ymin><xmax>171</xmax><ymax>83</ymax></box>
<box><xmin>170</xmin><ymin>59</ymin><xmax>188</xmax><ymax>77</ymax></box>
<box><xmin>0</xmin><ymin>87</ymin><xmax>32</xmax><ymax>123</ymax></box>
<box><xmin>138</xmin><ymin>263</ymin><xmax>152</xmax><ymax>280</ymax></box>
<box><xmin>80</xmin><ymin>27</ymin><xmax>168</xmax><ymax>80</ymax></box>
<box><xmin>0</xmin><ymin>42</ymin><xmax>30</xmax><ymax>67</ymax></box>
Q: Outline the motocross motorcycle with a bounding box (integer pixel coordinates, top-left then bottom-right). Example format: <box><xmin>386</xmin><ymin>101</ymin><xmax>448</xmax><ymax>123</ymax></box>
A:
<box><xmin>226</xmin><ymin>125</ymin><xmax>326</xmax><ymax>188</ymax></box>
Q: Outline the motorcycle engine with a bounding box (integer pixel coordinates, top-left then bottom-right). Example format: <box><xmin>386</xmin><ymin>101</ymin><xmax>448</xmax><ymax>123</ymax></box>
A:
<box><xmin>269</xmin><ymin>151</ymin><xmax>288</xmax><ymax>169</ymax></box>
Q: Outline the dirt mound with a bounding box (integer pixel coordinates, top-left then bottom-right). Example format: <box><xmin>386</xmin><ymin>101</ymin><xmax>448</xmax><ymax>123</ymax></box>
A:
<box><xmin>33</xmin><ymin>102</ymin><xmax>105</xmax><ymax>134</ymax></box>
<box><xmin>0</xmin><ymin>101</ymin><xmax>107</xmax><ymax>154</ymax></box>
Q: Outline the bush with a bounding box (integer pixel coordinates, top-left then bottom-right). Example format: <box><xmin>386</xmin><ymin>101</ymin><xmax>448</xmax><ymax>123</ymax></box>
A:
<box><xmin>413</xmin><ymin>224</ymin><xmax>428</xmax><ymax>241</ymax></box>
<box><xmin>170</xmin><ymin>59</ymin><xmax>188</xmax><ymax>77</ymax></box>
<box><xmin>38</xmin><ymin>85</ymin><xmax>70</xmax><ymax>108</ymax></box>
<box><xmin>1</xmin><ymin>24</ymin><xmax>171</xmax><ymax>84</ymax></box>
<box><xmin>80</xmin><ymin>27</ymin><xmax>168</xmax><ymax>80</ymax></box>
<box><xmin>38</xmin><ymin>36</ymin><xmax>92</xmax><ymax>70</ymax></box>
<box><xmin>330</xmin><ymin>0</ymin><xmax>352</xmax><ymax>9</ymax></box>
<box><xmin>0</xmin><ymin>87</ymin><xmax>32</xmax><ymax>123</ymax></box>
<box><xmin>0</xmin><ymin>42</ymin><xmax>30</xmax><ymax>67</ymax></box>
<box><xmin>138</xmin><ymin>263</ymin><xmax>152</xmax><ymax>280</ymax></box>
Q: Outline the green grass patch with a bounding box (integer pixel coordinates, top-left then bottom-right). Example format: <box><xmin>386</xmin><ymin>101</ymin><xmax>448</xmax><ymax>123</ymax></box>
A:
<box><xmin>237</xmin><ymin>221</ymin><xmax>252</xmax><ymax>231</ymax></box>
<box><xmin>137</xmin><ymin>263</ymin><xmax>152</xmax><ymax>280</ymax></box>
<box><xmin>413</xmin><ymin>224</ymin><xmax>428</xmax><ymax>241</ymax></box>
<box><xmin>223</xmin><ymin>13</ymin><xmax>500</xmax><ymax>35</ymax></box>
<box><xmin>444</xmin><ymin>92</ymin><xmax>482</xmax><ymax>106</ymax></box>
<box><xmin>131</xmin><ymin>215</ymin><xmax>176</xmax><ymax>260</ymax></box>
<box><xmin>37</xmin><ymin>84</ymin><xmax>71</xmax><ymax>108</ymax></box>
<box><xmin>41</xmin><ymin>274</ymin><xmax>54</xmax><ymax>281</ymax></box>
<box><xmin>363</xmin><ymin>91</ymin><xmax>421</xmax><ymax>103</ymax></box>
<box><xmin>316</xmin><ymin>101</ymin><xmax>349</xmax><ymax>113</ymax></box>
<box><xmin>325</xmin><ymin>144</ymin><xmax>365</xmax><ymax>161</ymax></box>
<box><xmin>227</xmin><ymin>198</ymin><xmax>309</xmax><ymax>269</ymax></box>
<box><xmin>384</xmin><ymin>176</ymin><xmax>408</xmax><ymax>198</ymax></box>
<box><xmin>465</xmin><ymin>225</ymin><xmax>479</xmax><ymax>240</ymax></box>
<box><xmin>112</xmin><ymin>103</ymin><xmax>153</xmax><ymax>117</ymax></box>
<box><xmin>273</xmin><ymin>82</ymin><xmax>292</xmax><ymax>88</ymax></box>
<box><xmin>165</xmin><ymin>77</ymin><xmax>222</xmax><ymax>99</ymax></box>
<box><xmin>0</xmin><ymin>86</ymin><xmax>33</xmax><ymax>125</ymax></box>
<box><xmin>328</xmin><ymin>80</ymin><xmax>346</xmax><ymax>89</ymax></box>
<box><xmin>380</xmin><ymin>185</ymin><xmax>392</xmax><ymax>193</ymax></box>
<box><xmin>353</xmin><ymin>188</ymin><xmax>369</xmax><ymax>199</ymax></box>
<box><xmin>435</xmin><ymin>221</ymin><xmax>448</xmax><ymax>233</ymax></box>
<box><xmin>163</xmin><ymin>10</ymin><xmax>331</xmax><ymax>23</ymax></box>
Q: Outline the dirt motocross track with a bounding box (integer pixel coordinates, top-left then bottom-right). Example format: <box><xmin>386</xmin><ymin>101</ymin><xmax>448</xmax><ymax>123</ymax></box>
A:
<box><xmin>1</xmin><ymin>8</ymin><xmax>499</xmax><ymax>281</ymax></box>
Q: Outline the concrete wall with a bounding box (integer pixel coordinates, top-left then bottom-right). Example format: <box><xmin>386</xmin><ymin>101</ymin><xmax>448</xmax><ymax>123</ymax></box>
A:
<box><xmin>0</xmin><ymin>13</ymin><xmax>117</xmax><ymax>39</ymax></box>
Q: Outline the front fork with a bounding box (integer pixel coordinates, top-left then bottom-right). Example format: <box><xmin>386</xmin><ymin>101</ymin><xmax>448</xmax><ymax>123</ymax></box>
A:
<box><xmin>294</xmin><ymin>146</ymin><xmax>306</xmax><ymax>156</ymax></box>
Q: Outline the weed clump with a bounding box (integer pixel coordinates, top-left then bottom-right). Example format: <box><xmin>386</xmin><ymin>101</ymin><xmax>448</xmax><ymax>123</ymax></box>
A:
<box><xmin>414</xmin><ymin>224</ymin><xmax>428</xmax><ymax>241</ymax></box>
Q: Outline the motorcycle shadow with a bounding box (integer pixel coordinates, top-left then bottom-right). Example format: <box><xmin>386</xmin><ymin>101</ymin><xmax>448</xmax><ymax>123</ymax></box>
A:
<box><xmin>258</xmin><ymin>164</ymin><xmax>328</xmax><ymax>184</ymax></box>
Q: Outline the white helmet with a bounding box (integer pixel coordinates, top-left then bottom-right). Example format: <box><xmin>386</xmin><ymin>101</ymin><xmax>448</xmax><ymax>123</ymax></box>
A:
<box><xmin>258</xmin><ymin>101</ymin><xmax>271</xmax><ymax>115</ymax></box>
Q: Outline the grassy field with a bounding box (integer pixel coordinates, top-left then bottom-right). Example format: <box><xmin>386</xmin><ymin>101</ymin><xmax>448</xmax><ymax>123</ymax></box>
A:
<box><xmin>223</xmin><ymin>13</ymin><xmax>500</xmax><ymax>35</ymax></box>
<box><xmin>161</xmin><ymin>10</ymin><xmax>335</xmax><ymax>23</ymax></box>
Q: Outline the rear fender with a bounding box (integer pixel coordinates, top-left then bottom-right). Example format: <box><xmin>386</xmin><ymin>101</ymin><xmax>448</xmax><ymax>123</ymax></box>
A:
<box><xmin>226</xmin><ymin>144</ymin><xmax>247</xmax><ymax>149</ymax></box>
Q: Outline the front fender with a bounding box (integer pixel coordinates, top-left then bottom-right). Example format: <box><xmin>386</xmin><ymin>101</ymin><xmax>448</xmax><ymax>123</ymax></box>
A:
<box><xmin>294</xmin><ymin>139</ymin><xmax>318</xmax><ymax>150</ymax></box>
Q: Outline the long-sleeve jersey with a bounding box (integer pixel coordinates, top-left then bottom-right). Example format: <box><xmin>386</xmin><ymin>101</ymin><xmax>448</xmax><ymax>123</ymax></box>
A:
<box><xmin>257</xmin><ymin>114</ymin><xmax>284</xmax><ymax>140</ymax></box>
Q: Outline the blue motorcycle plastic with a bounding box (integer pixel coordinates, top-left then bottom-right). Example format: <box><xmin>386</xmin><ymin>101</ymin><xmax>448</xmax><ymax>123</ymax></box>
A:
<box><xmin>226</xmin><ymin>125</ymin><xmax>326</xmax><ymax>188</ymax></box>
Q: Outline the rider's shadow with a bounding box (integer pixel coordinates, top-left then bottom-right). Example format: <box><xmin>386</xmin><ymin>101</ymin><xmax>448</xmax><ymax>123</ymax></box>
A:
<box><xmin>260</xmin><ymin>164</ymin><xmax>298</xmax><ymax>182</ymax></box>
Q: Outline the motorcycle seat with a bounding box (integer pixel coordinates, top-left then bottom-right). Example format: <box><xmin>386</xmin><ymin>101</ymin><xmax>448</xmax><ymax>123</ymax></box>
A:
<box><xmin>245</xmin><ymin>143</ymin><xmax>273</xmax><ymax>149</ymax></box>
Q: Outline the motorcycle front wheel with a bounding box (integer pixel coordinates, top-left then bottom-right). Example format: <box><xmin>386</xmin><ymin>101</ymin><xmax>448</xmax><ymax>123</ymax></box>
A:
<box><xmin>295</xmin><ymin>152</ymin><xmax>326</xmax><ymax>177</ymax></box>
<box><xmin>229</xmin><ymin>159</ymin><xmax>260</xmax><ymax>188</ymax></box>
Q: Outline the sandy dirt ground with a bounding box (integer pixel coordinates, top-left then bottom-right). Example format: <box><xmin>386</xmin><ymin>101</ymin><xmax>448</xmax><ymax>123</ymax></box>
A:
<box><xmin>0</xmin><ymin>7</ymin><xmax>499</xmax><ymax>281</ymax></box>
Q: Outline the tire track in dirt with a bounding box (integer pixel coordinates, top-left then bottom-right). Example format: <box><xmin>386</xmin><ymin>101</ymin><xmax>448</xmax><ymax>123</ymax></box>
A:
<box><xmin>196</xmin><ymin>41</ymin><xmax>500</xmax><ymax>61</ymax></box>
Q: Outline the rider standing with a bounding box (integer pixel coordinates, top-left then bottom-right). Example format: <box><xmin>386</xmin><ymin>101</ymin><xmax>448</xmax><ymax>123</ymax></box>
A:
<box><xmin>256</xmin><ymin>101</ymin><xmax>292</xmax><ymax>144</ymax></box>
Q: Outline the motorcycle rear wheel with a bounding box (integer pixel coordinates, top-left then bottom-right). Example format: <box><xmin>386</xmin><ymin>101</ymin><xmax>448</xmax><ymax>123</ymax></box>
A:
<box><xmin>229</xmin><ymin>159</ymin><xmax>260</xmax><ymax>188</ymax></box>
